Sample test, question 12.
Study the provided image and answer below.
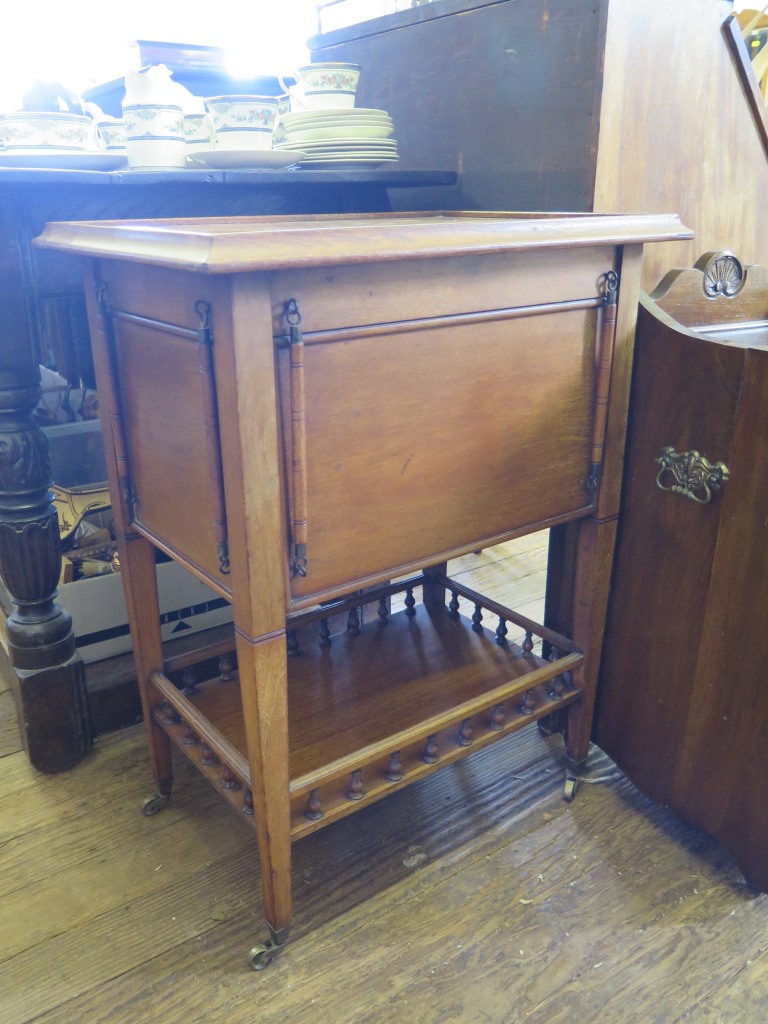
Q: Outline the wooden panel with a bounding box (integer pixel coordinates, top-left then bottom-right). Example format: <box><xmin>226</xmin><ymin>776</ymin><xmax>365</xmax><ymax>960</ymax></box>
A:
<box><xmin>595</xmin><ymin>0</ymin><xmax>768</xmax><ymax>290</ymax></box>
<box><xmin>285</xmin><ymin>307</ymin><xmax>597</xmax><ymax>600</ymax></box>
<box><xmin>311</xmin><ymin>0</ymin><xmax>608</xmax><ymax>212</ymax></box>
<box><xmin>113</xmin><ymin>318</ymin><xmax>224</xmax><ymax>583</ymax></box>
<box><xmin>594</xmin><ymin>300</ymin><xmax>744</xmax><ymax>804</ymax></box>
<box><xmin>269</xmin><ymin>246</ymin><xmax>615</xmax><ymax>336</ymax></box>
<box><xmin>670</xmin><ymin>347</ymin><xmax>768</xmax><ymax>889</ymax></box>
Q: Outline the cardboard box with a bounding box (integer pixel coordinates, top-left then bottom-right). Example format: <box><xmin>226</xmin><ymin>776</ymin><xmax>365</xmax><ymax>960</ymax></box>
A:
<box><xmin>43</xmin><ymin>418</ymin><xmax>107</xmax><ymax>489</ymax></box>
<box><xmin>57</xmin><ymin>559</ymin><xmax>233</xmax><ymax>663</ymax></box>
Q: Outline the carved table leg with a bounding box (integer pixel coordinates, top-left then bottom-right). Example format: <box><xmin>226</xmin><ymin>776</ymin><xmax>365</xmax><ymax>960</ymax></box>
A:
<box><xmin>0</xmin><ymin>366</ymin><xmax>91</xmax><ymax>772</ymax></box>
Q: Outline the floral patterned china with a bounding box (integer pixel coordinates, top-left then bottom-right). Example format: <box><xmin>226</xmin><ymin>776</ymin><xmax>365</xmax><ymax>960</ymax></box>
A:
<box><xmin>0</xmin><ymin>112</ymin><xmax>91</xmax><ymax>151</ymax></box>
<box><xmin>204</xmin><ymin>96</ymin><xmax>281</xmax><ymax>151</ymax></box>
<box><xmin>123</xmin><ymin>103</ymin><xmax>186</xmax><ymax>168</ymax></box>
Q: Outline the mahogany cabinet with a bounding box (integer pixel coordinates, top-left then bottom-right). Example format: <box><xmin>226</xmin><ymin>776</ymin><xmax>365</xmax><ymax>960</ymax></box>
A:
<box><xmin>595</xmin><ymin>253</ymin><xmax>768</xmax><ymax>893</ymax></box>
<box><xmin>36</xmin><ymin>210</ymin><xmax>688</xmax><ymax>967</ymax></box>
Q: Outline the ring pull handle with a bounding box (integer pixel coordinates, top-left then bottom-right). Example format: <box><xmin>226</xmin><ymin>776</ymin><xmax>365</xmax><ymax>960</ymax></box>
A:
<box><xmin>655</xmin><ymin>446</ymin><xmax>729</xmax><ymax>505</ymax></box>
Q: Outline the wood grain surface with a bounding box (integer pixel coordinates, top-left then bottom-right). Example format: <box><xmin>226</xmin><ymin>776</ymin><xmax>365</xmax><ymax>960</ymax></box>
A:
<box><xmin>2</xmin><ymin>688</ymin><xmax>766</xmax><ymax>1022</ymax></box>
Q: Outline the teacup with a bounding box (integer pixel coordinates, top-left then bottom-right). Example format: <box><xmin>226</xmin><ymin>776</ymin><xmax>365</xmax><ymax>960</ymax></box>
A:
<box><xmin>123</xmin><ymin>103</ymin><xmax>186</xmax><ymax>169</ymax></box>
<box><xmin>95</xmin><ymin>119</ymin><xmax>126</xmax><ymax>152</ymax></box>
<box><xmin>183</xmin><ymin>113</ymin><xmax>212</xmax><ymax>153</ymax></box>
<box><xmin>0</xmin><ymin>111</ymin><xmax>91</xmax><ymax>151</ymax></box>
<box><xmin>204</xmin><ymin>95</ymin><xmax>280</xmax><ymax>151</ymax></box>
<box><xmin>281</xmin><ymin>63</ymin><xmax>361</xmax><ymax>111</ymax></box>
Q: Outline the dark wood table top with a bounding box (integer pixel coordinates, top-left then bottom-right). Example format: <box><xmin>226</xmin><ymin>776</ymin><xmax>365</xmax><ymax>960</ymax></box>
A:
<box><xmin>0</xmin><ymin>166</ymin><xmax>457</xmax><ymax>189</ymax></box>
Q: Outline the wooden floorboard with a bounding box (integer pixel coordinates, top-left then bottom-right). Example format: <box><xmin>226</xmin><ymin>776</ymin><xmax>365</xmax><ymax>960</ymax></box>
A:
<box><xmin>2</xmin><ymin>538</ymin><xmax>767</xmax><ymax>1023</ymax></box>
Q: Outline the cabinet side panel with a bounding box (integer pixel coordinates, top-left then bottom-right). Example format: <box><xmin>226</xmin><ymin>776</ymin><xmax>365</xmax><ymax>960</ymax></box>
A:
<box><xmin>671</xmin><ymin>347</ymin><xmax>768</xmax><ymax>888</ymax></box>
<box><xmin>98</xmin><ymin>265</ymin><xmax>231</xmax><ymax>587</ymax></box>
<box><xmin>594</xmin><ymin>303</ymin><xmax>743</xmax><ymax>801</ymax></box>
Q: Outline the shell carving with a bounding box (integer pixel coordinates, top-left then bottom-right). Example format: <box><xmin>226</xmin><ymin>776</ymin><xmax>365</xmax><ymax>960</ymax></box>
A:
<box><xmin>701</xmin><ymin>251</ymin><xmax>744</xmax><ymax>298</ymax></box>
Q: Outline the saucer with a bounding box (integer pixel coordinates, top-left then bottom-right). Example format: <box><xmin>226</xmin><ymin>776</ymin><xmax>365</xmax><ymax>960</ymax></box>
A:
<box><xmin>0</xmin><ymin>150</ymin><xmax>128</xmax><ymax>170</ymax></box>
<box><xmin>186</xmin><ymin>149</ymin><xmax>306</xmax><ymax>169</ymax></box>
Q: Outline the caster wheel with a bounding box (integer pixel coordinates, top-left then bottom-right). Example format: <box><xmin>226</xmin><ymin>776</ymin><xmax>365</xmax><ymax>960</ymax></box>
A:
<box><xmin>248</xmin><ymin>941</ymin><xmax>283</xmax><ymax>971</ymax></box>
<box><xmin>142</xmin><ymin>792</ymin><xmax>171</xmax><ymax>816</ymax></box>
<box><xmin>563</xmin><ymin>775</ymin><xmax>579</xmax><ymax>802</ymax></box>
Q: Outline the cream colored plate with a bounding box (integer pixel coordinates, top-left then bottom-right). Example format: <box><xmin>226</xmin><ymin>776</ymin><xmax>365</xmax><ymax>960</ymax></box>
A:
<box><xmin>276</xmin><ymin>139</ymin><xmax>398</xmax><ymax>153</ymax></box>
<box><xmin>284</xmin><ymin>124</ymin><xmax>395</xmax><ymax>141</ymax></box>
<box><xmin>281</xmin><ymin>108</ymin><xmax>392</xmax><ymax>125</ymax></box>
<box><xmin>0</xmin><ymin>150</ymin><xmax>127</xmax><ymax>170</ymax></box>
<box><xmin>186</xmin><ymin>149</ymin><xmax>305</xmax><ymax>169</ymax></box>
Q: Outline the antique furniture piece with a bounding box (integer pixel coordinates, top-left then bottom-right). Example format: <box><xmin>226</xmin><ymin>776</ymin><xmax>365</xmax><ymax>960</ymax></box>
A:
<box><xmin>36</xmin><ymin>210</ymin><xmax>689</xmax><ymax>966</ymax></box>
<box><xmin>595</xmin><ymin>251</ymin><xmax>768</xmax><ymax>895</ymax></box>
<box><xmin>0</xmin><ymin>165</ymin><xmax>455</xmax><ymax>773</ymax></box>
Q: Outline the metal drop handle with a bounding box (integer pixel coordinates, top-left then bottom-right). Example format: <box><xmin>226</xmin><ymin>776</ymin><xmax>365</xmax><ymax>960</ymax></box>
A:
<box><xmin>655</xmin><ymin>446</ymin><xmax>729</xmax><ymax>505</ymax></box>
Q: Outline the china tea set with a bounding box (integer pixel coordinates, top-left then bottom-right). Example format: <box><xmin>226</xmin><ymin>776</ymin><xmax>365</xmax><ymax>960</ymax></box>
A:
<box><xmin>0</xmin><ymin>62</ymin><xmax>399</xmax><ymax>171</ymax></box>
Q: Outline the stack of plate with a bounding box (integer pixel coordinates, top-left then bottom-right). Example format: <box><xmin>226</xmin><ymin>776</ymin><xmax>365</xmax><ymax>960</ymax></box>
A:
<box><xmin>274</xmin><ymin>108</ymin><xmax>398</xmax><ymax>168</ymax></box>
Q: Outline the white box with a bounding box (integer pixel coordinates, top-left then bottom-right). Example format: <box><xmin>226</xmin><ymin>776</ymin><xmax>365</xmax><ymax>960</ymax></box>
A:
<box><xmin>57</xmin><ymin>559</ymin><xmax>233</xmax><ymax>663</ymax></box>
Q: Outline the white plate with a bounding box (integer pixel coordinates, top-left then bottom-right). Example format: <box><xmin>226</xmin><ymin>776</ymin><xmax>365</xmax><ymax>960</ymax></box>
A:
<box><xmin>298</xmin><ymin>155</ymin><xmax>400</xmax><ymax>166</ymax></box>
<box><xmin>186</xmin><ymin>149</ymin><xmax>306</xmax><ymax>169</ymax></box>
<box><xmin>284</xmin><ymin>124</ymin><xmax>395</xmax><ymax>141</ymax></box>
<box><xmin>276</xmin><ymin>139</ymin><xmax>398</xmax><ymax>153</ymax></box>
<box><xmin>282</xmin><ymin>108</ymin><xmax>391</xmax><ymax>125</ymax></box>
<box><xmin>276</xmin><ymin>145</ymin><xmax>399</xmax><ymax>156</ymax></box>
<box><xmin>0</xmin><ymin>150</ymin><xmax>127</xmax><ymax>170</ymax></box>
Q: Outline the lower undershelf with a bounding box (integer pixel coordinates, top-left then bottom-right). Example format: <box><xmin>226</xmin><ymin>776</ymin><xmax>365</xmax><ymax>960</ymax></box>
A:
<box><xmin>152</xmin><ymin>600</ymin><xmax>582</xmax><ymax>840</ymax></box>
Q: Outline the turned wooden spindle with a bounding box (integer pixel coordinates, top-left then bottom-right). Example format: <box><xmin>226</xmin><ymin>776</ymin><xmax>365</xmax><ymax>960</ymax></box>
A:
<box><xmin>305</xmin><ymin>789</ymin><xmax>324</xmax><ymax>821</ymax></box>
<box><xmin>319</xmin><ymin>619</ymin><xmax>332</xmax><ymax>647</ymax></box>
<box><xmin>243</xmin><ymin>789</ymin><xmax>254</xmax><ymax>816</ymax></box>
<box><xmin>548</xmin><ymin>674</ymin><xmax>567</xmax><ymax>700</ymax></box>
<box><xmin>221</xmin><ymin>766</ymin><xmax>239</xmax><ymax>790</ymax></box>
<box><xmin>489</xmin><ymin>703</ymin><xmax>506</xmax><ymax>730</ymax></box>
<box><xmin>457</xmin><ymin>718</ymin><xmax>474</xmax><ymax>746</ymax></box>
<box><xmin>200</xmin><ymin>744</ymin><xmax>218</xmax><ymax>767</ymax></box>
<box><xmin>181</xmin><ymin>724</ymin><xmax>198</xmax><ymax>746</ymax></box>
<box><xmin>520</xmin><ymin>689</ymin><xmax>537</xmax><ymax>715</ymax></box>
<box><xmin>218</xmin><ymin>653</ymin><xmax>234</xmax><ymax>680</ymax></box>
<box><xmin>522</xmin><ymin>631</ymin><xmax>534</xmax><ymax>656</ymax></box>
<box><xmin>448</xmin><ymin>591</ymin><xmax>460</xmax><ymax>619</ymax></box>
<box><xmin>377</xmin><ymin>597</ymin><xmax>389</xmax><ymax>626</ymax></box>
<box><xmin>287</xmin><ymin>631</ymin><xmax>300</xmax><ymax>658</ymax></box>
<box><xmin>495</xmin><ymin>617</ymin><xmax>509</xmax><ymax>646</ymax></box>
<box><xmin>471</xmin><ymin>603</ymin><xmax>484</xmax><ymax>633</ymax></box>
<box><xmin>404</xmin><ymin>588</ymin><xmax>416</xmax><ymax>617</ymax></box>
<box><xmin>161</xmin><ymin>702</ymin><xmax>180</xmax><ymax>725</ymax></box>
<box><xmin>347</xmin><ymin>607</ymin><xmax>360</xmax><ymax>635</ymax></box>
<box><xmin>346</xmin><ymin>769</ymin><xmax>365</xmax><ymax>800</ymax></box>
<box><xmin>422</xmin><ymin>734</ymin><xmax>439</xmax><ymax>763</ymax></box>
<box><xmin>385</xmin><ymin>751</ymin><xmax>404</xmax><ymax>782</ymax></box>
<box><xmin>547</xmin><ymin>648</ymin><xmax>567</xmax><ymax>699</ymax></box>
<box><xmin>181</xmin><ymin>667</ymin><xmax>198</xmax><ymax>695</ymax></box>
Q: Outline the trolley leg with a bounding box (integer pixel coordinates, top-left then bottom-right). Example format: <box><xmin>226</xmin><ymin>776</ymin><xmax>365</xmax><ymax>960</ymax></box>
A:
<box><xmin>118</xmin><ymin>530</ymin><xmax>173</xmax><ymax>805</ymax></box>
<box><xmin>236</xmin><ymin>630</ymin><xmax>292</xmax><ymax>969</ymax></box>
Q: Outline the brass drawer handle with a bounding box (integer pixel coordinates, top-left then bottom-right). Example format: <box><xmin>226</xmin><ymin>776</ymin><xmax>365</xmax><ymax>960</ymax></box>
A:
<box><xmin>655</xmin><ymin>446</ymin><xmax>729</xmax><ymax>505</ymax></box>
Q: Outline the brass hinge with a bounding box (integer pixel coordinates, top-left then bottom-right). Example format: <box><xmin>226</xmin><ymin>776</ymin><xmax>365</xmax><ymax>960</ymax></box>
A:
<box><xmin>285</xmin><ymin>298</ymin><xmax>309</xmax><ymax>579</ymax></box>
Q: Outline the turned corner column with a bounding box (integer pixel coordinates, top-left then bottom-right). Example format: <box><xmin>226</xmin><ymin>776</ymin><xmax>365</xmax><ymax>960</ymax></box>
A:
<box><xmin>0</xmin><ymin>365</ymin><xmax>91</xmax><ymax>772</ymax></box>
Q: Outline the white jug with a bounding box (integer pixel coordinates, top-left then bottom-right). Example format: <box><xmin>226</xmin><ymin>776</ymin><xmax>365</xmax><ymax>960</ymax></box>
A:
<box><xmin>122</xmin><ymin>65</ymin><xmax>189</xmax><ymax>169</ymax></box>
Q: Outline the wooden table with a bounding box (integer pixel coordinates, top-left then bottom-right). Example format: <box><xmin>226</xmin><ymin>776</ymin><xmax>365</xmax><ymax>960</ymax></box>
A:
<box><xmin>36</xmin><ymin>210</ymin><xmax>689</xmax><ymax>968</ymax></box>
<box><xmin>0</xmin><ymin>166</ymin><xmax>455</xmax><ymax>773</ymax></box>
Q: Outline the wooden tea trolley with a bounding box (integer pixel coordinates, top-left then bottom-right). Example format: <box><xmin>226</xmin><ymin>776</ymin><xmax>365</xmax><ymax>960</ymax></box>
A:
<box><xmin>36</xmin><ymin>211</ymin><xmax>689</xmax><ymax>968</ymax></box>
